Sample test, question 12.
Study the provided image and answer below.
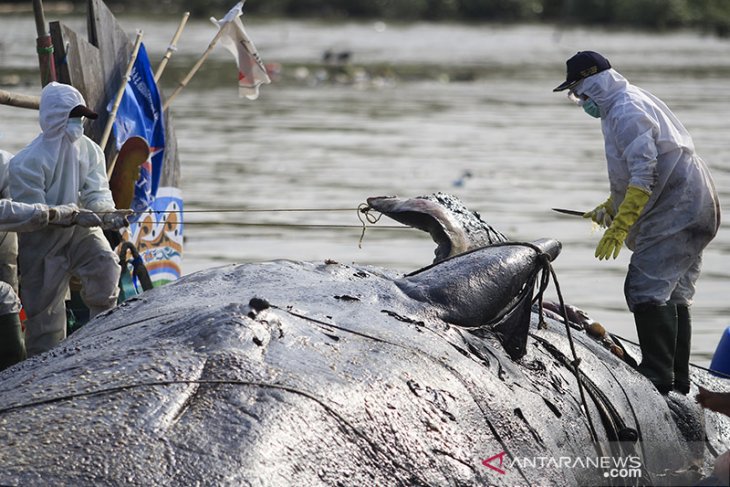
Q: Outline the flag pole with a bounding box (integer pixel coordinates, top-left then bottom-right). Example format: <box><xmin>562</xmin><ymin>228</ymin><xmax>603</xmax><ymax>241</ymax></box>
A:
<box><xmin>154</xmin><ymin>11</ymin><xmax>190</xmax><ymax>83</ymax></box>
<box><xmin>101</xmin><ymin>30</ymin><xmax>144</xmax><ymax>176</ymax></box>
<box><xmin>162</xmin><ymin>26</ymin><xmax>227</xmax><ymax>111</ymax></box>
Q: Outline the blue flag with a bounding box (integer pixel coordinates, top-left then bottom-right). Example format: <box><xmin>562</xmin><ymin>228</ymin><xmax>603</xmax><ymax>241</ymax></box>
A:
<box><xmin>112</xmin><ymin>43</ymin><xmax>165</xmax><ymax>216</ymax></box>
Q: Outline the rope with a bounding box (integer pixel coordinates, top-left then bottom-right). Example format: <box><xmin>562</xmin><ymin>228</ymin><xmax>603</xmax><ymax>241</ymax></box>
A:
<box><xmin>419</xmin><ymin>240</ymin><xmax>604</xmax><ymax>451</ymax></box>
<box><xmin>523</xmin><ymin>242</ymin><xmax>604</xmax><ymax>454</ymax></box>
<box><xmin>356</xmin><ymin>204</ymin><xmax>382</xmax><ymax>248</ymax></box>
<box><xmin>91</xmin><ymin>203</ymin><xmax>409</xmax><ymax>232</ymax></box>
<box><xmin>126</xmin><ymin>221</ymin><xmax>405</xmax><ymax>229</ymax></box>
<box><xmin>94</xmin><ymin>207</ymin><xmax>358</xmax><ymax>214</ymax></box>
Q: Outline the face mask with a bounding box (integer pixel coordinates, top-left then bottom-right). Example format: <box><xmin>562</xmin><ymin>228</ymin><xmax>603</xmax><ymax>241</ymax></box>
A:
<box><xmin>65</xmin><ymin>118</ymin><xmax>84</xmax><ymax>141</ymax></box>
<box><xmin>582</xmin><ymin>98</ymin><xmax>601</xmax><ymax>118</ymax></box>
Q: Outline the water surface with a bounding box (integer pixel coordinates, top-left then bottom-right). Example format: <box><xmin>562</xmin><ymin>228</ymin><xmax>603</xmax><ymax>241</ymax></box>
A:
<box><xmin>1</xmin><ymin>15</ymin><xmax>729</xmax><ymax>365</ymax></box>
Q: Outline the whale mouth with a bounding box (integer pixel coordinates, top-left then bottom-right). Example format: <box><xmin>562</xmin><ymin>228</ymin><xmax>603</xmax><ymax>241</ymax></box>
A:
<box><xmin>366</xmin><ymin>195</ymin><xmax>455</xmax><ymax>262</ymax></box>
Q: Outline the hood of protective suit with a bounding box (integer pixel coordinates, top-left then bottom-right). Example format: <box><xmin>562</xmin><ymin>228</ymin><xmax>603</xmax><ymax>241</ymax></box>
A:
<box><xmin>39</xmin><ymin>82</ymin><xmax>87</xmax><ymax>139</ymax></box>
<box><xmin>571</xmin><ymin>69</ymin><xmax>629</xmax><ymax>113</ymax></box>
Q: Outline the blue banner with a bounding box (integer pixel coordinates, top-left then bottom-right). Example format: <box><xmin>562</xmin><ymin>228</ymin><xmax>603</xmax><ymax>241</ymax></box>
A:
<box><xmin>111</xmin><ymin>43</ymin><xmax>165</xmax><ymax>217</ymax></box>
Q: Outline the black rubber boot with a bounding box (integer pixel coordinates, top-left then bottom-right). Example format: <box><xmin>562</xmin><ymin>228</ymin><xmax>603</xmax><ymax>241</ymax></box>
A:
<box><xmin>0</xmin><ymin>312</ymin><xmax>26</xmax><ymax>372</ymax></box>
<box><xmin>674</xmin><ymin>304</ymin><xmax>691</xmax><ymax>394</ymax></box>
<box><xmin>634</xmin><ymin>303</ymin><xmax>677</xmax><ymax>394</ymax></box>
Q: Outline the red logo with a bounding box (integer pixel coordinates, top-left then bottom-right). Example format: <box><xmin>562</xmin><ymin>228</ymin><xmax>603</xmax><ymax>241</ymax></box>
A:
<box><xmin>482</xmin><ymin>451</ymin><xmax>507</xmax><ymax>475</ymax></box>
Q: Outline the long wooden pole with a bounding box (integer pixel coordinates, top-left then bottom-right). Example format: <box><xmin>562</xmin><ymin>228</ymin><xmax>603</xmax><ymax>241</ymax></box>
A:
<box><xmin>0</xmin><ymin>89</ymin><xmax>40</xmax><ymax>110</ymax></box>
<box><xmin>32</xmin><ymin>0</ymin><xmax>56</xmax><ymax>86</ymax></box>
<box><xmin>154</xmin><ymin>11</ymin><xmax>190</xmax><ymax>83</ymax></box>
<box><xmin>100</xmin><ymin>30</ymin><xmax>144</xmax><ymax>162</ymax></box>
<box><xmin>163</xmin><ymin>25</ymin><xmax>228</xmax><ymax>110</ymax></box>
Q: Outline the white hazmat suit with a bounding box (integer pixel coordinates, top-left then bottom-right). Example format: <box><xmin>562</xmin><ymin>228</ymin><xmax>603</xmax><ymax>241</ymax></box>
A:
<box><xmin>9</xmin><ymin>82</ymin><xmax>121</xmax><ymax>357</ymax></box>
<box><xmin>574</xmin><ymin>69</ymin><xmax>720</xmax><ymax>311</ymax></box>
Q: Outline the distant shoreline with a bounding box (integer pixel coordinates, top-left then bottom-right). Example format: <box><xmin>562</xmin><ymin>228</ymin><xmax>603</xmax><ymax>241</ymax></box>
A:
<box><xmin>0</xmin><ymin>2</ymin><xmax>74</xmax><ymax>15</ymax></box>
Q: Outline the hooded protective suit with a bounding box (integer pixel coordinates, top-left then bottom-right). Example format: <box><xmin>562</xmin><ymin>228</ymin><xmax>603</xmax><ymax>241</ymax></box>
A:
<box><xmin>8</xmin><ymin>82</ymin><xmax>120</xmax><ymax>356</ymax></box>
<box><xmin>574</xmin><ymin>69</ymin><xmax>720</xmax><ymax>311</ymax></box>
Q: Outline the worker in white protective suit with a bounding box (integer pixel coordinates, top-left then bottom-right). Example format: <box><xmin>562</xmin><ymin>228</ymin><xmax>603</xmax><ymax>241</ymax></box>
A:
<box><xmin>554</xmin><ymin>51</ymin><xmax>720</xmax><ymax>395</ymax></box>
<box><xmin>0</xmin><ymin>150</ymin><xmax>20</xmax><ymax>295</ymax></box>
<box><xmin>0</xmin><ymin>149</ymin><xmax>103</xmax><ymax>369</ymax></box>
<box><xmin>8</xmin><ymin>82</ymin><xmax>131</xmax><ymax>357</ymax></box>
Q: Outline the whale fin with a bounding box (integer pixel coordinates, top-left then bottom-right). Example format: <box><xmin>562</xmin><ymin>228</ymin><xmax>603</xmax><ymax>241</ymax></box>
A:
<box><xmin>397</xmin><ymin>239</ymin><xmax>561</xmax><ymax>359</ymax></box>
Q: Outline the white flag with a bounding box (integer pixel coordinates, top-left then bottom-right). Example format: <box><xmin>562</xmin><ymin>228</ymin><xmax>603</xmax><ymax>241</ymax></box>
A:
<box><xmin>211</xmin><ymin>2</ymin><xmax>271</xmax><ymax>100</ymax></box>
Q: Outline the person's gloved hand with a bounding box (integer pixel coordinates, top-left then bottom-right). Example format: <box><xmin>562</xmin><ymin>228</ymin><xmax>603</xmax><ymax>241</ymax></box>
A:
<box><xmin>583</xmin><ymin>196</ymin><xmax>615</xmax><ymax>228</ymax></box>
<box><xmin>47</xmin><ymin>204</ymin><xmax>79</xmax><ymax>226</ymax></box>
<box><xmin>73</xmin><ymin>210</ymin><xmax>104</xmax><ymax>228</ymax></box>
<box><xmin>101</xmin><ymin>209</ymin><xmax>133</xmax><ymax>230</ymax></box>
<box><xmin>595</xmin><ymin>225</ymin><xmax>626</xmax><ymax>260</ymax></box>
<box><xmin>595</xmin><ymin>185</ymin><xmax>651</xmax><ymax>260</ymax></box>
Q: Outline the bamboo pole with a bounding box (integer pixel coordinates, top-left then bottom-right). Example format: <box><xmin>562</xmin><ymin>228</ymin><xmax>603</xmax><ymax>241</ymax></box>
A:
<box><xmin>101</xmin><ymin>29</ymin><xmax>145</xmax><ymax>148</ymax></box>
<box><xmin>163</xmin><ymin>25</ymin><xmax>228</xmax><ymax>110</ymax></box>
<box><xmin>154</xmin><ymin>11</ymin><xmax>190</xmax><ymax>83</ymax></box>
<box><xmin>0</xmin><ymin>88</ymin><xmax>40</xmax><ymax>110</ymax></box>
<box><xmin>100</xmin><ymin>30</ymin><xmax>144</xmax><ymax>169</ymax></box>
<box><xmin>32</xmin><ymin>0</ymin><xmax>56</xmax><ymax>86</ymax></box>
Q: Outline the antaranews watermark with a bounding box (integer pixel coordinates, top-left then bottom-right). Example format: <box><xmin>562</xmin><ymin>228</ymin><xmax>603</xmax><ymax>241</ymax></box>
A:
<box><xmin>482</xmin><ymin>451</ymin><xmax>642</xmax><ymax>480</ymax></box>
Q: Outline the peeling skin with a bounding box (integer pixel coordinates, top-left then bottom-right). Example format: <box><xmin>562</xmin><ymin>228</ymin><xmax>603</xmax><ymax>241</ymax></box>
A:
<box><xmin>0</xmin><ymin>195</ymin><xmax>727</xmax><ymax>486</ymax></box>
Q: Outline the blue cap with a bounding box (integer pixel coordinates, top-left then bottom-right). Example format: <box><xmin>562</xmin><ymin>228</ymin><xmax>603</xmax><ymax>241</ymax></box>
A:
<box><xmin>553</xmin><ymin>51</ymin><xmax>611</xmax><ymax>92</ymax></box>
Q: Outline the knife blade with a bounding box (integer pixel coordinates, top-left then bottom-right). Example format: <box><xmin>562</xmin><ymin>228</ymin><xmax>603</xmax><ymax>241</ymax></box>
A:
<box><xmin>552</xmin><ymin>208</ymin><xmax>587</xmax><ymax>217</ymax></box>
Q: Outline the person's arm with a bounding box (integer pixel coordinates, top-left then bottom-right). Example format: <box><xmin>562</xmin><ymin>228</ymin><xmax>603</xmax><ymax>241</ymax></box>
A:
<box><xmin>613</xmin><ymin>105</ymin><xmax>660</xmax><ymax>194</ymax></box>
<box><xmin>78</xmin><ymin>139</ymin><xmax>115</xmax><ymax>213</ymax></box>
<box><xmin>697</xmin><ymin>386</ymin><xmax>730</xmax><ymax>417</ymax></box>
<box><xmin>0</xmin><ymin>200</ymin><xmax>49</xmax><ymax>231</ymax></box>
<box><xmin>77</xmin><ymin>139</ymin><xmax>130</xmax><ymax>230</ymax></box>
<box><xmin>594</xmin><ymin>107</ymin><xmax>659</xmax><ymax>260</ymax></box>
<box><xmin>8</xmin><ymin>151</ymin><xmax>48</xmax><ymax>205</ymax></box>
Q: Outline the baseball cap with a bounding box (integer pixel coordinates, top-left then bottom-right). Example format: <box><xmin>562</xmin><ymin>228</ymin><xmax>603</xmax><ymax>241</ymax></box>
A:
<box><xmin>553</xmin><ymin>51</ymin><xmax>611</xmax><ymax>92</ymax></box>
<box><xmin>69</xmin><ymin>104</ymin><xmax>99</xmax><ymax>120</ymax></box>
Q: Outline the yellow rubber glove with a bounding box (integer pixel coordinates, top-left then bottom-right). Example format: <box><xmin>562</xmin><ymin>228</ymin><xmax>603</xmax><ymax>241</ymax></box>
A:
<box><xmin>595</xmin><ymin>185</ymin><xmax>651</xmax><ymax>260</ymax></box>
<box><xmin>583</xmin><ymin>195</ymin><xmax>614</xmax><ymax>228</ymax></box>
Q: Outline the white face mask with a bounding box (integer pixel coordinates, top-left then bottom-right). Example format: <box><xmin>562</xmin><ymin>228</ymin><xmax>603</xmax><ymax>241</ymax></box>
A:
<box><xmin>65</xmin><ymin>118</ymin><xmax>84</xmax><ymax>141</ymax></box>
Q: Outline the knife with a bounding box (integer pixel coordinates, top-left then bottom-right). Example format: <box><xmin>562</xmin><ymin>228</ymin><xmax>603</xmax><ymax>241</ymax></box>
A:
<box><xmin>552</xmin><ymin>208</ymin><xmax>587</xmax><ymax>217</ymax></box>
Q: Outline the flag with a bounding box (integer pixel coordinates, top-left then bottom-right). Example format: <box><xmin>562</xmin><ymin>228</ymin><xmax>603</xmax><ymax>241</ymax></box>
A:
<box><xmin>211</xmin><ymin>2</ymin><xmax>271</xmax><ymax>100</ymax></box>
<box><xmin>111</xmin><ymin>43</ymin><xmax>165</xmax><ymax>216</ymax></box>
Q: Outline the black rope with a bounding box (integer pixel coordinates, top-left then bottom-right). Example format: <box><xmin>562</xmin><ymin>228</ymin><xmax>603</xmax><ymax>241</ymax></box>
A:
<box><xmin>124</xmin><ymin>221</ymin><xmax>404</xmax><ymax>229</ymax></box>
<box><xmin>101</xmin><ymin>207</ymin><xmax>359</xmax><ymax>214</ymax></box>
<box><xmin>525</xmin><ymin>242</ymin><xmax>604</xmax><ymax>455</ymax></box>
<box><xmin>420</xmin><ymin>240</ymin><xmax>603</xmax><ymax>452</ymax></box>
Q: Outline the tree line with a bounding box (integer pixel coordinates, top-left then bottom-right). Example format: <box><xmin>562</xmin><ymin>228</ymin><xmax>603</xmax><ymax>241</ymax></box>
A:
<box><xmin>4</xmin><ymin>0</ymin><xmax>730</xmax><ymax>35</ymax></box>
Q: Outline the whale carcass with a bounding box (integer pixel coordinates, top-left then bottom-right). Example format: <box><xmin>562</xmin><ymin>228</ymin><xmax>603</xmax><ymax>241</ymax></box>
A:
<box><xmin>0</xmin><ymin>193</ymin><xmax>728</xmax><ymax>486</ymax></box>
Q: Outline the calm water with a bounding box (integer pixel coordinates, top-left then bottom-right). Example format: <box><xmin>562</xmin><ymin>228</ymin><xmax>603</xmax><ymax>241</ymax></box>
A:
<box><xmin>1</xmin><ymin>14</ymin><xmax>729</xmax><ymax>365</ymax></box>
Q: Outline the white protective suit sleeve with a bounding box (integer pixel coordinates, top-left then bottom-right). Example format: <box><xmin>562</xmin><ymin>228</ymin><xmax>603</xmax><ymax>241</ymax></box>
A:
<box><xmin>0</xmin><ymin>281</ymin><xmax>21</xmax><ymax>315</ymax></box>
<box><xmin>0</xmin><ymin>149</ymin><xmax>50</xmax><ymax>230</ymax></box>
<box><xmin>78</xmin><ymin>137</ymin><xmax>116</xmax><ymax>213</ymax></box>
<box><xmin>8</xmin><ymin>82</ymin><xmax>116</xmax><ymax>213</ymax></box>
<box><xmin>0</xmin><ymin>149</ymin><xmax>12</xmax><ymax>197</ymax></box>
<box><xmin>0</xmin><ymin>201</ymin><xmax>50</xmax><ymax>231</ymax></box>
